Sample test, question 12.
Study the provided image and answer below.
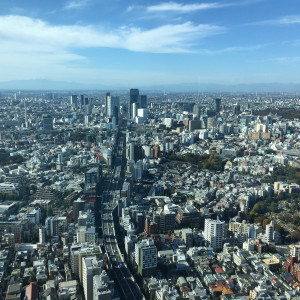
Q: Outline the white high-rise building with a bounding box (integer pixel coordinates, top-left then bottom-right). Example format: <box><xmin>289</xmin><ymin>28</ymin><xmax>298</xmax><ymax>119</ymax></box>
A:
<box><xmin>82</xmin><ymin>256</ymin><xmax>102</xmax><ymax>300</ymax></box>
<box><xmin>107</xmin><ymin>95</ymin><xmax>119</xmax><ymax>118</ymax></box>
<box><xmin>204</xmin><ymin>219</ymin><xmax>225</xmax><ymax>250</ymax></box>
<box><xmin>126</xmin><ymin>142</ymin><xmax>134</xmax><ymax>161</ymax></box>
<box><xmin>39</xmin><ymin>227</ymin><xmax>46</xmax><ymax>244</ymax></box>
<box><xmin>265</xmin><ymin>221</ymin><xmax>274</xmax><ymax>244</ymax></box>
<box><xmin>70</xmin><ymin>95</ymin><xmax>78</xmax><ymax>106</ymax></box>
<box><xmin>132</xmin><ymin>102</ymin><xmax>137</xmax><ymax>119</ymax></box>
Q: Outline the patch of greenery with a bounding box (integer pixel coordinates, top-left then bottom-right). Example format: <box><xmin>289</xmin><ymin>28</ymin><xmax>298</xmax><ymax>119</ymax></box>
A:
<box><xmin>253</xmin><ymin>109</ymin><xmax>300</xmax><ymax>120</ymax></box>
<box><xmin>263</xmin><ymin>166</ymin><xmax>300</xmax><ymax>185</ymax></box>
<box><xmin>168</xmin><ymin>152</ymin><xmax>226</xmax><ymax>171</ymax></box>
<box><xmin>0</xmin><ymin>149</ymin><xmax>24</xmax><ymax>166</ymax></box>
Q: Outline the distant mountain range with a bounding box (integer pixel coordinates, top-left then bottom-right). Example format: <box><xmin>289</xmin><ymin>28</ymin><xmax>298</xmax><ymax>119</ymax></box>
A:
<box><xmin>0</xmin><ymin>79</ymin><xmax>300</xmax><ymax>93</ymax></box>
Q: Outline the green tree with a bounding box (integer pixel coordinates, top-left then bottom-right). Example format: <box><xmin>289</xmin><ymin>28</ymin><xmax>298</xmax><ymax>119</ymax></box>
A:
<box><xmin>262</xmin><ymin>218</ymin><xmax>270</xmax><ymax>229</ymax></box>
<box><xmin>46</xmin><ymin>205</ymin><xmax>53</xmax><ymax>217</ymax></box>
<box><xmin>150</xmin><ymin>293</ymin><xmax>155</xmax><ymax>300</ymax></box>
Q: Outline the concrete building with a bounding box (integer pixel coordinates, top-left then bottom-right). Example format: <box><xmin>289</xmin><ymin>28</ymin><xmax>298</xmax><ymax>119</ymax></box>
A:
<box><xmin>182</xmin><ymin>228</ymin><xmax>193</xmax><ymax>249</ymax></box>
<box><xmin>93</xmin><ymin>271</ymin><xmax>113</xmax><ymax>300</ymax></box>
<box><xmin>43</xmin><ymin>115</ymin><xmax>53</xmax><ymax>131</ymax></box>
<box><xmin>82</xmin><ymin>256</ymin><xmax>102</xmax><ymax>300</ymax></box>
<box><xmin>265</xmin><ymin>221</ymin><xmax>274</xmax><ymax>244</ymax></box>
<box><xmin>70</xmin><ymin>95</ymin><xmax>78</xmax><ymax>107</ymax></box>
<box><xmin>158</xmin><ymin>208</ymin><xmax>176</xmax><ymax>233</ymax></box>
<box><xmin>45</xmin><ymin>216</ymin><xmax>67</xmax><ymax>236</ymax></box>
<box><xmin>39</xmin><ymin>227</ymin><xmax>46</xmax><ymax>244</ymax></box>
<box><xmin>204</xmin><ymin>219</ymin><xmax>225</xmax><ymax>251</ymax></box>
<box><xmin>135</xmin><ymin>239</ymin><xmax>157</xmax><ymax>277</ymax></box>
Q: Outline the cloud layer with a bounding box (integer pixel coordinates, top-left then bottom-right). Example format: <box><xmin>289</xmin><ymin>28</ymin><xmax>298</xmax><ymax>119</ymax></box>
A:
<box><xmin>0</xmin><ymin>15</ymin><xmax>224</xmax><ymax>54</ymax></box>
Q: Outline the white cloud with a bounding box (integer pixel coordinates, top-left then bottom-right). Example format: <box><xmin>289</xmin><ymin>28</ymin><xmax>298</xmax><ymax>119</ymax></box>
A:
<box><xmin>147</xmin><ymin>2</ymin><xmax>223</xmax><ymax>13</ymax></box>
<box><xmin>199</xmin><ymin>44</ymin><xmax>265</xmax><ymax>54</ymax></box>
<box><xmin>64</xmin><ymin>0</ymin><xmax>89</xmax><ymax>10</ymax></box>
<box><xmin>251</xmin><ymin>14</ymin><xmax>300</xmax><ymax>26</ymax></box>
<box><xmin>126</xmin><ymin>6</ymin><xmax>135</xmax><ymax>12</ymax></box>
<box><xmin>132</xmin><ymin>0</ymin><xmax>263</xmax><ymax>15</ymax></box>
<box><xmin>0</xmin><ymin>15</ymin><xmax>224</xmax><ymax>54</ymax></box>
<box><xmin>277</xmin><ymin>15</ymin><xmax>300</xmax><ymax>25</ymax></box>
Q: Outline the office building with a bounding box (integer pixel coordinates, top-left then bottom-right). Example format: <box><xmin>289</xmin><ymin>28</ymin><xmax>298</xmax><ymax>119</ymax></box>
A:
<box><xmin>129</xmin><ymin>89</ymin><xmax>139</xmax><ymax>118</ymax></box>
<box><xmin>135</xmin><ymin>239</ymin><xmax>157</xmax><ymax>277</ymax></box>
<box><xmin>182</xmin><ymin>228</ymin><xmax>193</xmax><ymax>249</ymax></box>
<box><xmin>70</xmin><ymin>95</ymin><xmax>78</xmax><ymax>107</ymax></box>
<box><xmin>93</xmin><ymin>271</ymin><xmax>112</xmax><ymax>300</ymax></box>
<box><xmin>79</xmin><ymin>246</ymin><xmax>102</xmax><ymax>283</ymax></box>
<box><xmin>204</xmin><ymin>218</ymin><xmax>225</xmax><ymax>250</ymax></box>
<box><xmin>138</xmin><ymin>95</ymin><xmax>147</xmax><ymax>108</ymax></box>
<box><xmin>214</xmin><ymin>98</ymin><xmax>221</xmax><ymax>113</ymax></box>
<box><xmin>73</xmin><ymin>199</ymin><xmax>85</xmax><ymax>222</ymax></box>
<box><xmin>39</xmin><ymin>227</ymin><xmax>46</xmax><ymax>244</ymax></box>
<box><xmin>106</xmin><ymin>95</ymin><xmax>119</xmax><ymax>123</ymax></box>
<box><xmin>189</xmin><ymin>120</ymin><xmax>202</xmax><ymax>131</ymax></box>
<box><xmin>85</xmin><ymin>166</ymin><xmax>102</xmax><ymax>189</ymax></box>
<box><xmin>207</xmin><ymin>116</ymin><xmax>216</xmax><ymax>129</ymax></box>
<box><xmin>82</xmin><ymin>256</ymin><xmax>102</xmax><ymax>300</ymax></box>
<box><xmin>105</xmin><ymin>92</ymin><xmax>110</xmax><ymax>114</ymax></box>
<box><xmin>193</xmin><ymin>104</ymin><xmax>200</xmax><ymax>119</ymax></box>
<box><xmin>144</xmin><ymin>217</ymin><xmax>158</xmax><ymax>235</ymax></box>
<box><xmin>80</xmin><ymin>95</ymin><xmax>85</xmax><ymax>107</ymax></box>
<box><xmin>45</xmin><ymin>216</ymin><xmax>67</xmax><ymax>236</ymax></box>
<box><xmin>233</xmin><ymin>103</ymin><xmax>241</xmax><ymax>115</ymax></box>
<box><xmin>266</xmin><ymin>221</ymin><xmax>274</xmax><ymax>244</ymax></box>
<box><xmin>176</xmin><ymin>205</ymin><xmax>200</xmax><ymax>228</ymax></box>
<box><xmin>43</xmin><ymin>116</ymin><xmax>53</xmax><ymax>131</ymax></box>
<box><xmin>158</xmin><ymin>208</ymin><xmax>176</xmax><ymax>233</ymax></box>
<box><xmin>126</xmin><ymin>142</ymin><xmax>135</xmax><ymax>161</ymax></box>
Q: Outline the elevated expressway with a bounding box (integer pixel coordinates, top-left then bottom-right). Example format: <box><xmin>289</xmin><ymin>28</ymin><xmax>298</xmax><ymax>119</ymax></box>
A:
<box><xmin>101</xmin><ymin>136</ymin><xmax>143</xmax><ymax>300</ymax></box>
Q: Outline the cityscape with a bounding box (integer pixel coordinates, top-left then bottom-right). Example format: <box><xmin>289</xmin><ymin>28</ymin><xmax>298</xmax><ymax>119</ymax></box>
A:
<box><xmin>0</xmin><ymin>89</ymin><xmax>299</xmax><ymax>300</ymax></box>
<box><xmin>1</xmin><ymin>0</ymin><xmax>300</xmax><ymax>299</ymax></box>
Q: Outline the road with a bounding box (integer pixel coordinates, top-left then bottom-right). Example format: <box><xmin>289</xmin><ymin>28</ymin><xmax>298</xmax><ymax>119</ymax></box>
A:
<box><xmin>101</xmin><ymin>136</ymin><xmax>143</xmax><ymax>300</ymax></box>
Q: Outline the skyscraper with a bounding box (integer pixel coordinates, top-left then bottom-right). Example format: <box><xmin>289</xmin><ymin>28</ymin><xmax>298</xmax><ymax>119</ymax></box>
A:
<box><xmin>80</xmin><ymin>95</ymin><xmax>85</xmax><ymax>107</ymax></box>
<box><xmin>70</xmin><ymin>95</ymin><xmax>78</xmax><ymax>107</ymax></box>
<box><xmin>105</xmin><ymin>92</ymin><xmax>110</xmax><ymax>114</ymax></box>
<box><xmin>106</xmin><ymin>95</ymin><xmax>119</xmax><ymax>120</ymax></box>
<box><xmin>129</xmin><ymin>89</ymin><xmax>139</xmax><ymax>118</ymax></box>
<box><xmin>24</xmin><ymin>99</ymin><xmax>28</xmax><ymax>128</ymax></box>
<box><xmin>138</xmin><ymin>95</ymin><xmax>147</xmax><ymax>109</ymax></box>
<box><xmin>214</xmin><ymin>98</ymin><xmax>221</xmax><ymax>113</ymax></box>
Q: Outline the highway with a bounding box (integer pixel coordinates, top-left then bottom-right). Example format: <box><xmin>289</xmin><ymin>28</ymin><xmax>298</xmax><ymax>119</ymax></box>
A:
<box><xmin>101</xmin><ymin>136</ymin><xmax>144</xmax><ymax>300</ymax></box>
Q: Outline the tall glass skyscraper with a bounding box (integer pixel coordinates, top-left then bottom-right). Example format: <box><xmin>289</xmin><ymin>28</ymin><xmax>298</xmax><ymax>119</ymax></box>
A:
<box><xmin>129</xmin><ymin>89</ymin><xmax>139</xmax><ymax>118</ymax></box>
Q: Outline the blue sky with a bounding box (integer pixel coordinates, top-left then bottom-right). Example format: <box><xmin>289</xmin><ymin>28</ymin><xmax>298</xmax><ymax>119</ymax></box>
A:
<box><xmin>0</xmin><ymin>0</ymin><xmax>300</xmax><ymax>87</ymax></box>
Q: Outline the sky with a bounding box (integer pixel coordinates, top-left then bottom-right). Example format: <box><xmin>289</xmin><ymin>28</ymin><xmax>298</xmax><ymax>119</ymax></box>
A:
<box><xmin>1</xmin><ymin>0</ymin><xmax>300</xmax><ymax>88</ymax></box>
